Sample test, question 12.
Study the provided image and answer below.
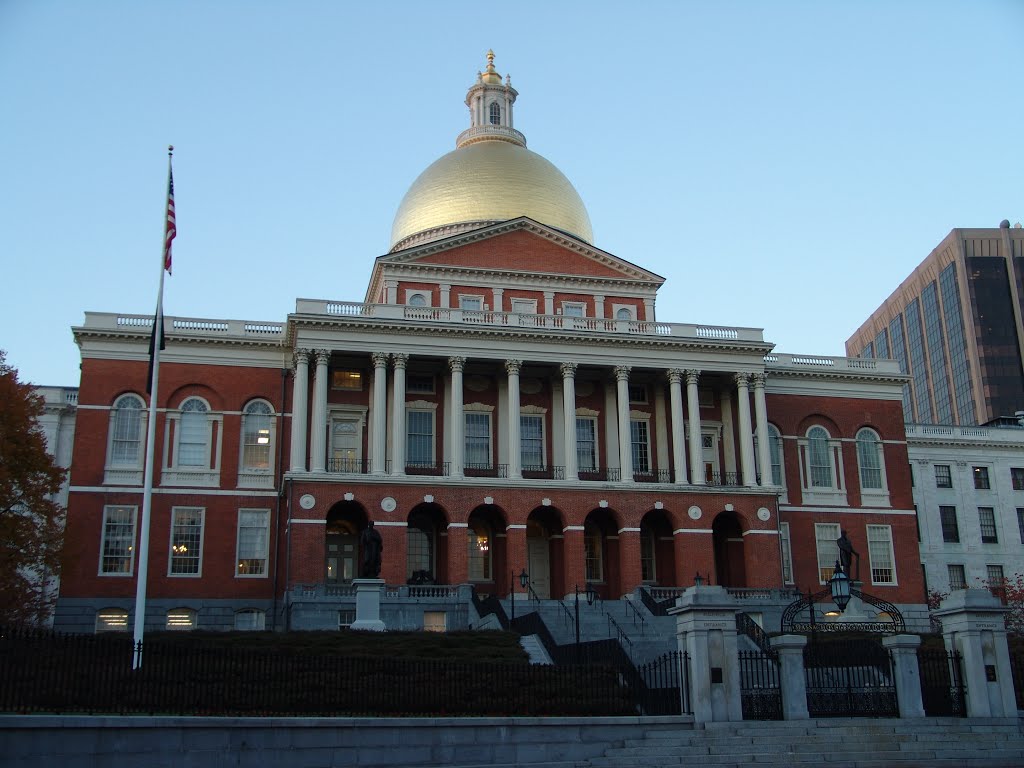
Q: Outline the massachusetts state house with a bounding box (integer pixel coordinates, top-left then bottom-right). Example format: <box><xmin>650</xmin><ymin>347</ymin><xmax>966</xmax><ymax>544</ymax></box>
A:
<box><xmin>56</xmin><ymin>53</ymin><xmax>924</xmax><ymax>635</ymax></box>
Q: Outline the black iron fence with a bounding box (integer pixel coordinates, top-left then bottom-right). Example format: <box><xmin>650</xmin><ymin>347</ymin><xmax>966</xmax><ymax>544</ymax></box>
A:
<box><xmin>636</xmin><ymin>650</ymin><xmax>691</xmax><ymax>715</ymax></box>
<box><xmin>738</xmin><ymin>650</ymin><xmax>782</xmax><ymax>720</ymax></box>
<box><xmin>918</xmin><ymin>648</ymin><xmax>966</xmax><ymax>717</ymax></box>
<box><xmin>0</xmin><ymin>626</ymin><xmax>639</xmax><ymax>717</ymax></box>
<box><xmin>1010</xmin><ymin>645</ymin><xmax>1024</xmax><ymax>711</ymax></box>
<box><xmin>803</xmin><ymin>638</ymin><xmax>898</xmax><ymax>717</ymax></box>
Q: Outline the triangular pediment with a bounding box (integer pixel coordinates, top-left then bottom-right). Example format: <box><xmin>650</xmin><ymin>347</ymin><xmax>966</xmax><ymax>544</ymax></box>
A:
<box><xmin>369</xmin><ymin>218</ymin><xmax>664</xmax><ymax>292</ymax></box>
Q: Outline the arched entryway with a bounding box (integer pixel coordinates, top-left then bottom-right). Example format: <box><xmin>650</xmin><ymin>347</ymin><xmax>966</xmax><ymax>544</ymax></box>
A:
<box><xmin>584</xmin><ymin>508</ymin><xmax>620</xmax><ymax>599</ymax></box>
<box><xmin>712</xmin><ymin>511</ymin><xmax>746</xmax><ymax>588</ymax></box>
<box><xmin>406</xmin><ymin>502</ymin><xmax>448</xmax><ymax>584</ymax></box>
<box><xmin>324</xmin><ymin>501</ymin><xmax>368</xmax><ymax>585</ymax></box>
<box><xmin>525</xmin><ymin>507</ymin><xmax>563</xmax><ymax>599</ymax></box>
<box><xmin>467</xmin><ymin>504</ymin><xmax>507</xmax><ymax>591</ymax></box>
<box><xmin>640</xmin><ymin>509</ymin><xmax>675</xmax><ymax>586</ymax></box>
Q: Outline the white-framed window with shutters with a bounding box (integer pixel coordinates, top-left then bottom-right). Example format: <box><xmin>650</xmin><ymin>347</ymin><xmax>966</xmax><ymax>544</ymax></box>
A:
<box><xmin>799</xmin><ymin>426</ymin><xmax>846</xmax><ymax>505</ymax></box>
<box><xmin>168</xmin><ymin>507</ymin><xmax>204</xmax><ymax>576</ymax></box>
<box><xmin>856</xmin><ymin>428</ymin><xmax>890</xmax><ymax>506</ymax></box>
<box><xmin>465</xmin><ymin>411</ymin><xmax>492</xmax><ymax>469</ymax></box>
<box><xmin>520</xmin><ymin>413</ymin><xmax>545</xmax><ymax>470</ymax></box>
<box><xmin>239</xmin><ymin>399</ymin><xmax>275</xmax><ymax>488</ymax></box>
<box><xmin>234</xmin><ymin>609</ymin><xmax>266</xmax><ymax>631</ymax></box>
<box><xmin>779</xmin><ymin>522</ymin><xmax>794</xmax><ymax>584</ymax></box>
<box><xmin>576</xmin><ymin>416</ymin><xmax>599</xmax><ymax>471</ymax></box>
<box><xmin>100</xmin><ymin>505</ymin><xmax>137</xmax><ymax>576</ymax></box>
<box><xmin>236</xmin><ymin>509</ymin><xmax>270</xmax><ymax>577</ymax></box>
<box><xmin>95</xmin><ymin>608</ymin><xmax>129</xmax><ymax>633</ymax></box>
<box><xmin>866</xmin><ymin>524</ymin><xmax>896</xmax><ymax>585</ymax></box>
<box><xmin>814</xmin><ymin>522</ymin><xmax>841</xmax><ymax>584</ymax></box>
<box><xmin>105</xmin><ymin>394</ymin><xmax>147</xmax><ymax>485</ymax></box>
<box><xmin>163</xmin><ymin>396</ymin><xmax>222</xmax><ymax>486</ymax></box>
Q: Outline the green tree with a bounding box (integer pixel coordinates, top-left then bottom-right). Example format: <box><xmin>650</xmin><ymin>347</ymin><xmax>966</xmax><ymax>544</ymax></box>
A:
<box><xmin>0</xmin><ymin>350</ymin><xmax>65</xmax><ymax>625</ymax></box>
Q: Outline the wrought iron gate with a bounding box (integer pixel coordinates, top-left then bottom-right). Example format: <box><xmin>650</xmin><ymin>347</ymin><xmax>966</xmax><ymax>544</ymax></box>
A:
<box><xmin>918</xmin><ymin>648</ymin><xmax>966</xmax><ymax>717</ymax></box>
<box><xmin>804</xmin><ymin>637</ymin><xmax>898</xmax><ymax>717</ymax></box>
<box><xmin>738</xmin><ymin>650</ymin><xmax>782</xmax><ymax>720</ymax></box>
<box><xmin>635</xmin><ymin>650</ymin><xmax>691</xmax><ymax>715</ymax></box>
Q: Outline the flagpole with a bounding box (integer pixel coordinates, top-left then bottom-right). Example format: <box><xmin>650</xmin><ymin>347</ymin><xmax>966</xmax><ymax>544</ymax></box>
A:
<box><xmin>133</xmin><ymin>145</ymin><xmax>174</xmax><ymax>669</ymax></box>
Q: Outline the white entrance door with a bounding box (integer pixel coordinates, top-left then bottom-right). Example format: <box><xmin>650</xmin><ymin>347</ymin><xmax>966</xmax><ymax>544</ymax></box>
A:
<box><xmin>526</xmin><ymin>535</ymin><xmax>551</xmax><ymax>599</ymax></box>
<box><xmin>331</xmin><ymin>416</ymin><xmax>362</xmax><ymax>472</ymax></box>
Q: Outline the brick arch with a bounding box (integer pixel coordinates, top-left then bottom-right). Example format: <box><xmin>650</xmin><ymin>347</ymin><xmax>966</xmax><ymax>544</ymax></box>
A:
<box><xmin>163</xmin><ymin>382</ymin><xmax>224</xmax><ymax>411</ymax></box>
<box><xmin>640</xmin><ymin>509</ymin><xmax>675</xmax><ymax>587</ymax></box>
<box><xmin>797</xmin><ymin>413</ymin><xmax>842</xmax><ymax>437</ymax></box>
<box><xmin>406</xmin><ymin>501</ymin><xmax>449</xmax><ymax>585</ymax></box>
<box><xmin>467</xmin><ymin>504</ymin><xmax>507</xmax><ymax>589</ymax></box>
<box><xmin>584</xmin><ymin>508</ymin><xmax>620</xmax><ymax>599</ymax></box>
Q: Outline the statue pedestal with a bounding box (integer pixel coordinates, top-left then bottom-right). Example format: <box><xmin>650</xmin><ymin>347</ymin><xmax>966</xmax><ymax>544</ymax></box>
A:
<box><xmin>350</xmin><ymin>578</ymin><xmax>386</xmax><ymax>632</ymax></box>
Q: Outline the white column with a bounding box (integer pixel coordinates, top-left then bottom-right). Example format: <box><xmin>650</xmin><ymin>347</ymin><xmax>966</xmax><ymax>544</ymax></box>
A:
<box><xmin>643</xmin><ymin>298</ymin><xmax>655</xmax><ymax>322</ymax></box>
<box><xmin>506</xmin><ymin>359</ymin><xmax>522</xmax><ymax>479</ymax></box>
<box><xmin>449</xmin><ymin>356</ymin><xmax>465</xmax><ymax>478</ymax></box>
<box><xmin>309</xmin><ymin>349</ymin><xmax>330</xmax><ymax>473</ymax></box>
<box><xmin>735</xmin><ymin>373</ymin><xmax>757</xmax><ymax>487</ymax></box>
<box><xmin>561</xmin><ymin>362</ymin><xmax>578</xmax><ymax>480</ymax></box>
<box><xmin>289</xmin><ymin>349</ymin><xmax>310</xmax><ymax>473</ymax></box>
<box><xmin>603</xmin><ymin>379</ymin><xmax>619</xmax><ymax>470</ymax></box>
<box><xmin>594</xmin><ymin>294</ymin><xmax>606</xmax><ymax>319</ymax></box>
<box><xmin>615</xmin><ymin>365</ymin><xmax>634</xmax><ymax>483</ymax></box>
<box><xmin>371</xmin><ymin>352</ymin><xmax>388</xmax><ymax>474</ymax></box>
<box><xmin>544</xmin><ymin>291</ymin><xmax>555</xmax><ymax>316</ymax></box>
<box><xmin>491</xmin><ymin>287</ymin><xmax>503</xmax><ymax>313</ymax></box>
<box><xmin>390</xmin><ymin>353</ymin><xmax>407</xmax><ymax>475</ymax></box>
<box><xmin>385</xmin><ymin>280</ymin><xmax>398</xmax><ymax>305</ymax></box>
<box><xmin>753</xmin><ymin>373</ymin><xmax>772</xmax><ymax>486</ymax></box>
<box><xmin>668</xmin><ymin>369</ymin><xmax>687</xmax><ymax>485</ymax></box>
<box><xmin>440</xmin><ymin>283</ymin><xmax>451</xmax><ymax>308</ymax></box>
<box><xmin>685</xmin><ymin>370</ymin><xmax>704</xmax><ymax>485</ymax></box>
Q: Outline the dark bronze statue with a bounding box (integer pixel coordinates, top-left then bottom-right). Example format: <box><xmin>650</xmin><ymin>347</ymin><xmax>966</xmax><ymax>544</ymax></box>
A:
<box><xmin>837</xmin><ymin>529</ymin><xmax>860</xmax><ymax>580</ymax></box>
<box><xmin>359</xmin><ymin>520</ymin><xmax>383</xmax><ymax>579</ymax></box>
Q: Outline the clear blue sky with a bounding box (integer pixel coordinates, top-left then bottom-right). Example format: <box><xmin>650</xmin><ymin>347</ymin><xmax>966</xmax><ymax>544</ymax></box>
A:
<box><xmin>2</xmin><ymin>1</ymin><xmax>1022</xmax><ymax>386</ymax></box>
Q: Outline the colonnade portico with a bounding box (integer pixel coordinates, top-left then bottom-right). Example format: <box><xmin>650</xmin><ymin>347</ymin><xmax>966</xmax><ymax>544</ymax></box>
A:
<box><xmin>287</xmin><ymin>348</ymin><xmax>776</xmax><ymax>489</ymax></box>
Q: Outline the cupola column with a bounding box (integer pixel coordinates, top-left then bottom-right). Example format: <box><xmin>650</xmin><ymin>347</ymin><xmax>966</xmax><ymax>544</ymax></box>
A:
<box><xmin>289</xmin><ymin>349</ymin><xmax>310</xmax><ymax>473</ymax></box>
<box><xmin>735</xmin><ymin>373</ymin><xmax>757</xmax><ymax>487</ymax></box>
<box><xmin>309</xmin><ymin>349</ymin><xmax>330</xmax><ymax>473</ymax></box>
<box><xmin>390</xmin><ymin>354</ymin><xmax>408</xmax><ymax>475</ymax></box>
<box><xmin>561</xmin><ymin>362</ymin><xmax>578</xmax><ymax>481</ymax></box>
<box><xmin>449</xmin><ymin>356</ymin><xmax>466</xmax><ymax>478</ymax></box>
<box><xmin>615</xmin><ymin>366</ymin><xmax>634</xmax><ymax>483</ymax></box>
<box><xmin>370</xmin><ymin>352</ymin><xmax>389</xmax><ymax>474</ymax></box>
<box><xmin>753</xmin><ymin>374</ymin><xmax>772</xmax><ymax>487</ymax></box>
<box><xmin>506</xmin><ymin>360</ymin><xmax>522</xmax><ymax>479</ymax></box>
<box><xmin>668</xmin><ymin>369</ymin><xmax>688</xmax><ymax>484</ymax></box>
<box><xmin>685</xmin><ymin>370</ymin><xmax>704</xmax><ymax>485</ymax></box>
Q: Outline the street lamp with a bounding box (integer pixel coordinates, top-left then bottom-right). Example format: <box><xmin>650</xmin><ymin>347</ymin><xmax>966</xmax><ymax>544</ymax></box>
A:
<box><xmin>511</xmin><ymin>568</ymin><xmax>529</xmax><ymax>625</ymax></box>
<box><xmin>829</xmin><ymin>561</ymin><xmax>852</xmax><ymax>612</ymax></box>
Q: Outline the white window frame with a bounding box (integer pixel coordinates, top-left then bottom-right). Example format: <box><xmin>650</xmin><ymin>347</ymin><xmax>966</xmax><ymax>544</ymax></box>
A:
<box><xmin>520</xmin><ymin>412</ymin><xmax>546</xmax><ymax>470</ymax></box>
<box><xmin>799</xmin><ymin>427</ymin><xmax>847</xmax><ymax>506</ymax></box>
<box><xmin>866</xmin><ymin>524</ymin><xmax>897</xmax><ymax>585</ymax></box>
<box><xmin>935</xmin><ymin>464</ymin><xmax>953</xmax><ymax>488</ymax></box>
<box><xmin>979</xmin><ymin>507</ymin><xmax>999</xmax><ymax>544</ymax></box>
<box><xmin>755</xmin><ymin>424</ymin><xmax>787</xmax><ymax>501</ymax></box>
<box><xmin>166</xmin><ymin>607</ymin><xmax>197</xmax><ymax>631</ymax></box>
<box><xmin>511</xmin><ymin>298</ymin><xmax>537</xmax><ymax>314</ymax></box>
<box><xmin>331</xmin><ymin>369</ymin><xmax>364</xmax><ymax>391</ymax></box>
<box><xmin>855</xmin><ymin>428</ymin><xmax>890</xmax><ymax>507</ymax></box>
<box><xmin>95</xmin><ymin>608</ymin><xmax>129</xmax><ymax>633</ymax></box>
<box><xmin>236</xmin><ymin>508</ymin><xmax>270</xmax><ymax>577</ymax></box>
<box><xmin>947</xmin><ymin>563</ymin><xmax>967</xmax><ymax>590</ymax></box>
<box><xmin>973</xmin><ymin>465</ymin><xmax>992</xmax><ymax>490</ymax></box>
<box><xmin>163</xmin><ymin>396</ymin><xmax>222</xmax><ymax>487</ymax></box>
<box><xmin>464</xmin><ymin>409</ymin><xmax>493</xmax><ymax>469</ymax></box>
<box><xmin>458</xmin><ymin>294</ymin><xmax>484</xmax><ymax>311</ymax></box>
<box><xmin>628</xmin><ymin>384</ymin><xmax>648</xmax><ymax>404</ymax></box>
<box><xmin>576</xmin><ymin>415</ymin><xmax>599</xmax><ymax>472</ymax></box>
<box><xmin>234</xmin><ymin>608</ymin><xmax>266</xmax><ymax>631</ymax></box>
<box><xmin>405</xmin><ymin>290</ymin><xmax>431</xmax><ymax>307</ymax></box>
<box><xmin>238</xmin><ymin>399</ymin><xmax>275</xmax><ymax>488</ymax></box>
<box><xmin>612</xmin><ymin>304</ymin><xmax>636</xmax><ymax>322</ymax></box>
<box><xmin>779</xmin><ymin>522</ymin><xmax>794</xmax><ymax>584</ymax></box>
<box><xmin>99</xmin><ymin>505</ymin><xmax>137</xmax><ymax>576</ymax></box>
<box><xmin>168</xmin><ymin>506</ymin><xmax>204</xmax><ymax>577</ymax></box>
<box><xmin>561</xmin><ymin>301</ymin><xmax>586</xmax><ymax>318</ymax></box>
<box><xmin>328</xmin><ymin>408</ymin><xmax>366</xmax><ymax>473</ymax></box>
<box><xmin>406</xmin><ymin>408</ymin><xmax>436</xmax><ymax>467</ymax></box>
<box><xmin>104</xmin><ymin>394</ymin><xmax>148</xmax><ymax>485</ymax></box>
<box><xmin>630</xmin><ymin>417</ymin><xmax>652</xmax><ymax>475</ymax></box>
<box><xmin>814</xmin><ymin>522</ymin><xmax>841</xmax><ymax>584</ymax></box>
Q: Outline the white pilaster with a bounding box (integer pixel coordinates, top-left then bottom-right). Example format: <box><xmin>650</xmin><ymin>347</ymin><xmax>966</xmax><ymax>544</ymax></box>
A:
<box><xmin>544</xmin><ymin>291</ymin><xmax>555</xmax><ymax>316</ymax></box>
<box><xmin>449</xmin><ymin>356</ymin><xmax>465</xmax><ymax>478</ymax></box>
<box><xmin>753</xmin><ymin>373</ymin><xmax>772</xmax><ymax>486</ymax></box>
<box><xmin>594</xmin><ymin>294</ymin><xmax>606</xmax><ymax>319</ymax></box>
<box><xmin>385</xmin><ymin>280</ymin><xmax>397</xmax><ymax>305</ymax></box>
<box><xmin>561</xmin><ymin>362</ymin><xmax>578</xmax><ymax>480</ymax></box>
<box><xmin>735</xmin><ymin>373</ymin><xmax>757</xmax><ymax>487</ymax></box>
<box><xmin>440</xmin><ymin>283</ymin><xmax>451</xmax><ymax>308</ymax></box>
<box><xmin>371</xmin><ymin>352</ymin><xmax>388</xmax><ymax>474</ymax></box>
<box><xmin>685</xmin><ymin>370</ymin><xmax>704</xmax><ymax>485</ymax></box>
<box><xmin>390</xmin><ymin>353</ymin><xmax>407</xmax><ymax>475</ymax></box>
<box><xmin>491</xmin><ymin>287</ymin><xmax>504</xmax><ymax>313</ymax></box>
<box><xmin>668</xmin><ymin>369</ymin><xmax>687</xmax><ymax>485</ymax></box>
<box><xmin>309</xmin><ymin>349</ymin><xmax>330</xmax><ymax>473</ymax></box>
<box><xmin>643</xmin><ymin>298</ymin><xmax>655</xmax><ymax>322</ymax></box>
<box><xmin>615</xmin><ymin>365</ymin><xmax>634</xmax><ymax>483</ymax></box>
<box><xmin>289</xmin><ymin>349</ymin><xmax>310</xmax><ymax>473</ymax></box>
<box><xmin>506</xmin><ymin>360</ymin><xmax>522</xmax><ymax>479</ymax></box>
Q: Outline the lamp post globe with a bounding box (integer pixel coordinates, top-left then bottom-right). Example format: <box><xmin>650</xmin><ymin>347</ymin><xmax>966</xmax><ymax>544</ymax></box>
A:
<box><xmin>829</xmin><ymin>561</ymin><xmax>852</xmax><ymax>612</ymax></box>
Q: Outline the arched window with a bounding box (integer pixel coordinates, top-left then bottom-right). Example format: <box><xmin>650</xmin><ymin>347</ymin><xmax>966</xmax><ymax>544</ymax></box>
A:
<box><xmin>407</xmin><ymin>512</ymin><xmax>436</xmax><ymax>582</ymax></box>
<box><xmin>615</xmin><ymin>307</ymin><xmax>633</xmax><ymax>321</ymax></box>
<box><xmin>164</xmin><ymin>396</ymin><xmax>223</xmax><ymax>486</ymax></box>
<box><xmin>408</xmin><ymin>293</ymin><xmax>427</xmax><ymax>307</ymax></box>
<box><xmin>807</xmin><ymin>426</ymin><xmax>833</xmax><ymax>488</ymax></box>
<box><xmin>856</xmin><ymin>428</ymin><xmax>883</xmax><ymax>489</ymax></box>
<box><xmin>768</xmin><ymin>424</ymin><xmax>783</xmax><ymax>486</ymax></box>
<box><xmin>178</xmin><ymin>398</ymin><xmax>209</xmax><ymax>466</ymax></box>
<box><xmin>584</xmin><ymin>522</ymin><xmax>604</xmax><ymax>582</ymax></box>
<box><xmin>467</xmin><ymin>519</ymin><xmax>492</xmax><ymax>581</ymax></box>
<box><xmin>234</xmin><ymin>608</ymin><xmax>266</xmax><ymax>631</ymax></box>
<box><xmin>110</xmin><ymin>395</ymin><xmax>144</xmax><ymax>467</ymax></box>
<box><xmin>489</xmin><ymin>101</ymin><xmax>501</xmax><ymax>125</ymax></box>
<box><xmin>241</xmin><ymin>400</ymin><xmax>273</xmax><ymax>472</ymax></box>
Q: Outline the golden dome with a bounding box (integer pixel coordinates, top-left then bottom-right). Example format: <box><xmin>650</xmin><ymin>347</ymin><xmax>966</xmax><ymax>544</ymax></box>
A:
<box><xmin>390</xmin><ymin>138</ymin><xmax>593</xmax><ymax>251</ymax></box>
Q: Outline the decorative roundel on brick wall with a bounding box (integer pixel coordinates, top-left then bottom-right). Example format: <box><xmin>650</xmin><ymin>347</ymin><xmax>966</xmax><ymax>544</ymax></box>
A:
<box><xmin>575</xmin><ymin>381</ymin><xmax>595</xmax><ymax>397</ymax></box>
<box><xmin>520</xmin><ymin>378</ymin><xmax>542</xmax><ymax>395</ymax></box>
<box><xmin>465</xmin><ymin>375</ymin><xmax>490</xmax><ymax>392</ymax></box>
<box><xmin>381</xmin><ymin>497</ymin><xmax>397</xmax><ymax>512</ymax></box>
<box><xmin>757</xmin><ymin>507</ymin><xmax>771</xmax><ymax>522</ymax></box>
<box><xmin>299</xmin><ymin>494</ymin><xmax>316</xmax><ymax>510</ymax></box>
<box><xmin>688</xmin><ymin>506</ymin><xmax>702</xmax><ymax>520</ymax></box>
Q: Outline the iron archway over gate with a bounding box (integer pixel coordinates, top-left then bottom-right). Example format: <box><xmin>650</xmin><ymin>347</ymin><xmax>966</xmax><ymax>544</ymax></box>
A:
<box><xmin>780</xmin><ymin>586</ymin><xmax>905</xmax><ymax>634</ymax></box>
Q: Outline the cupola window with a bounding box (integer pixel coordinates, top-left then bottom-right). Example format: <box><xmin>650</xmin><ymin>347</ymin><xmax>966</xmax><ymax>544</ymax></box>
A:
<box><xmin>489</xmin><ymin>101</ymin><xmax>501</xmax><ymax>125</ymax></box>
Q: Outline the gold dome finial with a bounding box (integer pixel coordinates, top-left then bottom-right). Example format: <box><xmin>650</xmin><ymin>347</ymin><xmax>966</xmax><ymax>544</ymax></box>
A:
<box><xmin>486</xmin><ymin>49</ymin><xmax>495</xmax><ymax>69</ymax></box>
<box><xmin>480</xmin><ymin>50</ymin><xmax>502</xmax><ymax>84</ymax></box>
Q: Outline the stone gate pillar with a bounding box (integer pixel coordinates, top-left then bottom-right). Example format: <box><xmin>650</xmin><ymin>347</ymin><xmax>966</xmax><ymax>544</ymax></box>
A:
<box><xmin>669</xmin><ymin>585</ymin><xmax>742</xmax><ymax>724</ymax></box>
<box><xmin>770</xmin><ymin>634</ymin><xmax>809</xmax><ymax>720</ymax></box>
<box><xmin>882</xmin><ymin>634</ymin><xmax>925</xmax><ymax>718</ymax></box>
<box><xmin>932</xmin><ymin>589</ymin><xmax>1017</xmax><ymax>717</ymax></box>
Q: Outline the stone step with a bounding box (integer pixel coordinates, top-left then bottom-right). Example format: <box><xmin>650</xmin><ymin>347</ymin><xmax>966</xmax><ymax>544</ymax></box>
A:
<box><xmin>623</xmin><ymin>729</ymin><xmax>1019</xmax><ymax>748</ymax></box>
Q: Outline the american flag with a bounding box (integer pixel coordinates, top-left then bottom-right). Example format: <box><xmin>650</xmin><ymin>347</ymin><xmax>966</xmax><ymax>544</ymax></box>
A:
<box><xmin>164</xmin><ymin>167</ymin><xmax>176</xmax><ymax>274</ymax></box>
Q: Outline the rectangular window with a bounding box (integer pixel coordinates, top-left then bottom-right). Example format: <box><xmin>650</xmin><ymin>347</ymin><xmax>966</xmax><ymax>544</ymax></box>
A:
<box><xmin>576</xmin><ymin>417</ymin><xmax>598</xmax><ymax>471</ymax></box>
<box><xmin>1012</xmin><ymin>468</ymin><xmax>1024</xmax><ymax>491</ymax></box>
<box><xmin>973</xmin><ymin>466</ymin><xmax>990</xmax><ymax>490</ymax></box>
<box><xmin>464</xmin><ymin>412</ymin><xmax>492</xmax><ymax>468</ymax></box>
<box><xmin>1018</xmin><ymin>508</ymin><xmax>1024</xmax><ymax>544</ymax></box>
<box><xmin>628</xmin><ymin>385</ymin><xmax>648</xmax><ymax>403</ymax></box>
<box><xmin>236</xmin><ymin>509</ymin><xmax>269</xmax><ymax>577</ymax></box>
<box><xmin>866</xmin><ymin>525</ymin><xmax>896</xmax><ymax>585</ymax></box>
<box><xmin>939</xmin><ymin>506</ymin><xmax>960</xmax><ymax>543</ymax></box>
<box><xmin>630</xmin><ymin>419</ymin><xmax>651</xmax><ymax>474</ymax></box>
<box><xmin>584</xmin><ymin>528</ymin><xmax>603</xmax><ymax>582</ymax></box>
<box><xmin>406</xmin><ymin>374</ymin><xmax>434</xmax><ymax>394</ymax></box>
<box><xmin>459</xmin><ymin>295</ymin><xmax>483</xmax><ymax>311</ymax></box>
<box><xmin>520</xmin><ymin>414</ymin><xmax>545</xmax><ymax>469</ymax></box>
<box><xmin>406</xmin><ymin>410</ymin><xmax>435</xmax><ymax>466</ymax></box>
<box><xmin>169</xmin><ymin>507</ymin><xmax>204</xmax><ymax>576</ymax></box>
<box><xmin>511</xmin><ymin>299</ymin><xmax>535</xmax><ymax>314</ymax></box>
<box><xmin>331</xmin><ymin>370</ymin><xmax>363</xmax><ymax>390</ymax></box>
<box><xmin>935</xmin><ymin>464</ymin><xmax>952</xmax><ymax>488</ymax></box>
<box><xmin>987</xmin><ymin>564</ymin><xmax>1005</xmax><ymax>586</ymax></box>
<box><xmin>640</xmin><ymin>532</ymin><xmax>656</xmax><ymax>583</ymax></box>
<box><xmin>948</xmin><ymin>564</ymin><xmax>967</xmax><ymax>590</ymax></box>
<box><xmin>100</xmin><ymin>505</ymin><xmax>136</xmax><ymax>575</ymax></box>
<box><xmin>979</xmin><ymin>507</ymin><xmax>998</xmax><ymax>543</ymax></box>
<box><xmin>234</xmin><ymin>609</ymin><xmax>265</xmax><ymax>631</ymax></box>
<box><xmin>780</xmin><ymin>522</ymin><xmax>793</xmax><ymax>584</ymax></box>
<box><xmin>814</xmin><ymin>523</ymin><xmax>841</xmax><ymax>584</ymax></box>
<box><xmin>562</xmin><ymin>302</ymin><xmax>585</xmax><ymax>318</ymax></box>
<box><xmin>424</xmin><ymin>611</ymin><xmax>447</xmax><ymax>632</ymax></box>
